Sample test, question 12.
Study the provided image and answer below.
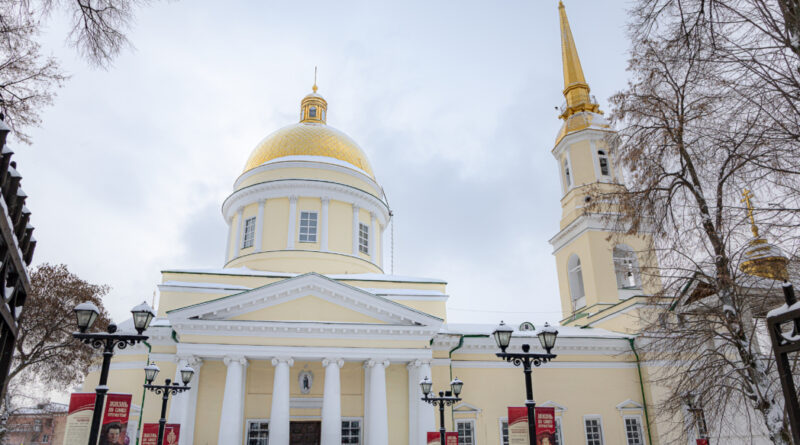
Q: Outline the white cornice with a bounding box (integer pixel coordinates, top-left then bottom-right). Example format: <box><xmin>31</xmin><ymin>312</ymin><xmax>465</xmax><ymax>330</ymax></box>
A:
<box><xmin>431</xmin><ymin>334</ymin><xmax>631</xmax><ymax>355</ymax></box>
<box><xmin>221</xmin><ymin>179</ymin><xmax>390</xmax><ymax>226</ymax></box>
<box><xmin>175</xmin><ymin>343</ymin><xmax>433</xmax><ymax>362</ymax></box>
<box><xmin>551</xmin><ymin>127</ymin><xmax>615</xmax><ymax>160</ymax></box>
<box><xmin>548</xmin><ymin>212</ymin><xmax>618</xmax><ymax>254</ymax></box>
<box><xmin>172</xmin><ymin>319</ymin><xmax>439</xmax><ymax>340</ymax></box>
<box><xmin>234</xmin><ymin>157</ymin><xmax>381</xmax><ymax>193</ymax></box>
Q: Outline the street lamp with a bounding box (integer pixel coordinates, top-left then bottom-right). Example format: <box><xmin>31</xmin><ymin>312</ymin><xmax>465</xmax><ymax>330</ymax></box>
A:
<box><xmin>420</xmin><ymin>376</ymin><xmax>463</xmax><ymax>445</ymax></box>
<box><xmin>143</xmin><ymin>362</ymin><xmax>194</xmax><ymax>445</ymax></box>
<box><xmin>492</xmin><ymin>321</ymin><xmax>558</xmax><ymax>444</ymax></box>
<box><xmin>73</xmin><ymin>301</ymin><xmax>154</xmax><ymax>445</ymax></box>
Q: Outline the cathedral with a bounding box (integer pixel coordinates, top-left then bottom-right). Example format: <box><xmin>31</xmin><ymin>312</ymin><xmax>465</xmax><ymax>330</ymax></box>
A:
<box><xmin>83</xmin><ymin>3</ymin><xmax>722</xmax><ymax>445</ymax></box>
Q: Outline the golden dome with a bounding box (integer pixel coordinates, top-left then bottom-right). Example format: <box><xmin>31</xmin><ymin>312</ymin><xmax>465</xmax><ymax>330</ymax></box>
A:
<box><xmin>242</xmin><ymin>89</ymin><xmax>375</xmax><ymax>177</ymax></box>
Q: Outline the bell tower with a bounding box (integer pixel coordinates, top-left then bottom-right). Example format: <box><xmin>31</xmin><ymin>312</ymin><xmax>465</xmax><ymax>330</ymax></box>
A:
<box><xmin>549</xmin><ymin>1</ymin><xmax>661</xmax><ymax>330</ymax></box>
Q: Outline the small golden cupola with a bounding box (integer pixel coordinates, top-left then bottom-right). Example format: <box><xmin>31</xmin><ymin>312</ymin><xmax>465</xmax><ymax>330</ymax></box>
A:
<box><xmin>300</xmin><ymin>83</ymin><xmax>327</xmax><ymax>124</ymax></box>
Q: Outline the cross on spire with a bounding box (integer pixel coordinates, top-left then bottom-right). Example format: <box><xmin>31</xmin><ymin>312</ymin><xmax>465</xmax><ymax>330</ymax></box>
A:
<box><xmin>741</xmin><ymin>188</ymin><xmax>759</xmax><ymax>238</ymax></box>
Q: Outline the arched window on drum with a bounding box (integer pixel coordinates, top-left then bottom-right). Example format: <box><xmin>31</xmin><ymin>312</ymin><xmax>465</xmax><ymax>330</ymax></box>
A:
<box><xmin>613</xmin><ymin>244</ymin><xmax>641</xmax><ymax>295</ymax></box>
<box><xmin>567</xmin><ymin>254</ymin><xmax>586</xmax><ymax>310</ymax></box>
<box><xmin>597</xmin><ymin>150</ymin><xmax>610</xmax><ymax>177</ymax></box>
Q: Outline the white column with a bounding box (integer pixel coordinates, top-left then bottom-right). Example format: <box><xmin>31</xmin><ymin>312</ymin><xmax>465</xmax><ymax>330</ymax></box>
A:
<box><xmin>352</xmin><ymin>204</ymin><xmax>360</xmax><ymax>255</ymax></box>
<box><xmin>363</xmin><ymin>361</ymin><xmax>371</xmax><ymax>442</ymax></box>
<box><xmin>218</xmin><ymin>355</ymin><xmax>247</xmax><ymax>445</ymax></box>
<box><xmin>321</xmin><ymin>358</ymin><xmax>344</xmax><ymax>445</ymax></box>
<box><xmin>270</xmin><ymin>357</ymin><xmax>294</xmax><ymax>445</ymax></box>
<box><xmin>168</xmin><ymin>356</ymin><xmax>202</xmax><ymax>445</ymax></box>
<box><xmin>287</xmin><ymin>197</ymin><xmax>297</xmax><ymax>249</ymax></box>
<box><xmin>233</xmin><ymin>208</ymin><xmax>244</xmax><ymax>258</ymax></box>
<box><xmin>407</xmin><ymin>361</ymin><xmax>420</xmax><ymax>445</ymax></box>
<box><xmin>254</xmin><ymin>200</ymin><xmax>265</xmax><ymax>252</ymax></box>
<box><xmin>418</xmin><ymin>361</ymin><xmax>435</xmax><ymax>443</ymax></box>
<box><xmin>321</xmin><ymin>197</ymin><xmax>330</xmax><ymax>251</ymax></box>
<box><xmin>370</xmin><ymin>212</ymin><xmax>377</xmax><ymax>263</ymax></box>
<box><xmin>366</xmin><ymin>359</ymin><xmax>389</xmax><ymax>445</ymax></box>
<box><xmin>182</xmin><ymin>357</ymin><xmax>202</xmax><ymax>445</ymax></box>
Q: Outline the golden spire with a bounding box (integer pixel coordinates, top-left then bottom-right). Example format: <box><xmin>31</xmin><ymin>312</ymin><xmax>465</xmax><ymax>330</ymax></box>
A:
<box><xmin>312</xmin><ymin>66</ymin><xmax>318</xmax><ymax>93</ymax></box>
<box><xmin>558</xmin><ymin>1</ymin><xmax>600</xmax><ymax>120</ymax></box>
<box><xmin>741</xmin><ymin>188</ymin><xmax>759</xmax><ymax>238</ymax></box>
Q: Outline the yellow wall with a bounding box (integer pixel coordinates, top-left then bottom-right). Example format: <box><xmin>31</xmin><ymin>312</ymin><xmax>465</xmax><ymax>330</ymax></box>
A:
<box><xmin>329</xmin><ymin>200</ymin><xmax>352</xmax><ymax>254</ymax></box>
<box><xmin>263</xmin><ymin>198</ymin><xmax>289</xmax><ymax>251</ymax></box>
<box><xmin>229</xmin><ymin>294</ymin><xmax>387</xmax><ymax>324</ymax></box>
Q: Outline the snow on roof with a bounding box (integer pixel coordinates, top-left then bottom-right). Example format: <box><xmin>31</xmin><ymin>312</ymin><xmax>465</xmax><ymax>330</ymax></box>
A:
<box><xmin>441</xmin><ymin>323</ymin><xmax>632</xmax><ymax>339</ymax></box>
<box><xmin>261</xmin><ymin>155</ymin><xmax>372</xmax><ymax>178</ymax></box>
<box><xmin>362</xmin><ymin>288</ymin><xmax>446</xmax><ymax>296</ymax></box>
<box><xmin>161</xmin><ymin>281</ymin><xmax>251</xmax><ymax>291</ymax></box>
<box><xmin>15</xmin><ymin>402</ymin><xmax>69</xmax><ymax>415</ymax></box>
<box><xmin>162</xmin><ymin>267</ymin><xmax>446</xmax><ymax>284</ymax></box>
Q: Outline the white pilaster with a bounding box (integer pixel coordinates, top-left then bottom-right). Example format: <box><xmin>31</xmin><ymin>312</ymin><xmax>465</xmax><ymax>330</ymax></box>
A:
<box><xmin>233</xmin><ymin>208</ymin><xmax>244</xmax><ymax>258</ymax></box>
<box><xmin>418</xmin><ymin>361</ymin><xmax>435</xmax><ymax>443</ymax></box>
<box><xmin>218</xmin><ymin>355</ymin><xmax>247</xmax><ymax>445</ymax></box>
<box><xmin>287</xmin><ymin>197</ymin><xmax>297</xmax><ymax>249</ymax></box>
<box><xmin>321</xmin><ymin>197</ymin><xmax>330</xmax><ymax>252</ymax></box>
<box><xmin>168</xmin><ymin>357</ymin><xmax>188</xmax><ymax>424</ymax></box>
<box><xmin>370</xmin><ymin>212</ymin><xmax>377</xmax><ymax>263</ymax></box>
<box><xmin>365</xmin><ymin>359</ymin><xmax>390</xmax><ymax>445</ymax></box>
<box><xmin>270</xmin><ymin>357</ymin><xmax>294</xmax><ymax>445</ymax></box>
<box><xmin>321</xmin><ymin>358</ymin><xmax>344</xmax><ymax>445</ymax></box>
<box><xmin>254</xmin><ymin>200</ymin><xmax>265</xmax><ymax>253</ymax></box>
<box><xmin>352</xmin><ymin>204</ymin><xmax>360</xmax><ymax>255</ymax></box>
<box><xmin>225</xmin><ymin>220</ymin><xmax>234</xmax><ymax>262</ymax></box>
<box><xmin>407</xmin><ymin>361</ymin><xmax>420</xmax><ymax>445</ymax></box>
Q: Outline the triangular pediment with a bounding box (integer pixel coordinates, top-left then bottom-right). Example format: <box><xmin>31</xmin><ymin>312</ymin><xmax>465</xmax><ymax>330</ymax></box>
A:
<box><xmin>167</xmin><ymin>272</ymin><xmax>442</xmax><ymax>327</ymax></box>
<box><xmin>616</xmin><ymin>399</ymin><xmax>644</xmax><ymax>412</ymax></box>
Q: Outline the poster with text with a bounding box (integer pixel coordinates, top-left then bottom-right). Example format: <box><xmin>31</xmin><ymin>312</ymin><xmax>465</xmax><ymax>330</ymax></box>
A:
<box><xmin>99</xmin><ymin>393</ymin><xmax>132</xmax><ymax>445</ymax></box>
<box><xmin>535</xmin><ymin>407</ymin><xmax>556</xmax><ymax>445</ymax></box>
<box><xmin>508</xmin><ymin>407</ymin><xmax>529</xmax><ymax>445</ymax></box>
<box><xmin>63</xmin><ymin>393</ymin><xmax>96</xmax><ymax>445</ymax></box>
<box><xmin>142</xmin><ymin>423</ymin><xmax>181</xmax><ymax>445</ymax></box>
<box><xmin>426</xmin><ymin>432</ymin><xmax>458</xmax><ymax>445</ymax></box>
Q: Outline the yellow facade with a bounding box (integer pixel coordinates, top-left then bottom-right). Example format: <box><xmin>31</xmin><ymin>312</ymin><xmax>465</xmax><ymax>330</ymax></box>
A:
<box><xmin>81</xmin><ymin>4</ymin><xmax>694</xmax><ymax>445</ymax></box>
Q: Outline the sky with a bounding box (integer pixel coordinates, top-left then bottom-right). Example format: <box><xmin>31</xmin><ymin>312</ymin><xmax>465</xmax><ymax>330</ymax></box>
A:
<box><xmin>13</xmin><ymin>0</ymin><xmax>632</xmax><ymax>326</ymax></box>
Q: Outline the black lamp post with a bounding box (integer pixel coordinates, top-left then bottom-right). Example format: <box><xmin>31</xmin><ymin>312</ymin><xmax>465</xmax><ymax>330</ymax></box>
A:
<box><xmin>73</xmin><ymin>301</ymin><xmax>155</xmax><ymax>445</ymax></box>
<box><xmin>766</xmin><ymin>282</ymin><xmax>800</xmax><ymax>444</ymax></box>
<box><xmin>420</xmin><ymin>376</ymin><xmax>464</xmax><ymax>445</ymax></box>
<box><xmin>143</xmin><ymin>362</ymin><xmax>194</xmax><ymax>445</ymax></box>
<box><xmin>492</xmin><ymin>321</ymin><xmax>558</xmax><ymax>444</ymax></box>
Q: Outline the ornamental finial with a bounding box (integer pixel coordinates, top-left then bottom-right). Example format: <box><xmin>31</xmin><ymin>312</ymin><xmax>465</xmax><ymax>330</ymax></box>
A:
<box><xmin>312</xmin><ymin>66</ymin><xmax>318</xmax><ymax>93</ymax></box>
<box><xmin>741</xmin><ymin>188</ymin><xmax>759</xmax><ymax>238</ymax></box>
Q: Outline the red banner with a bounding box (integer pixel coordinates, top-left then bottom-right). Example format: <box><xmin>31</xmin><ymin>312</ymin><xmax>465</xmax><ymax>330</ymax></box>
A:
<box><xmin>99</xmin><ymin>393</ymin><xmax>132</xmax><ymax>445</ymax></box>
<box><xmin>696</xmin><ymin>440</ymin><xmax>709</xmax><ymax>445</ymax></box>
<box><xmin>508</xmin><ymin>407</ymin><xmax>529</xmax><ymax>445</ymax></box>
<box><xmin>63</xmin><ymin>393</ymin><xmax>96</xmax><ymax>445</ymax></box>
<box><xmin>426</xmin><ymin>432</ymin><xmax>458</xmax><ymax>445</ymax></box>
<box><xmin>535</xmin><ymin>407</ymin><xmax>556</xmax><ymax>445</ymax></box>
<box><xmin>142</xmin><ymin>423</ymin><xmax>180</xmax><ymax>445</ymax></box>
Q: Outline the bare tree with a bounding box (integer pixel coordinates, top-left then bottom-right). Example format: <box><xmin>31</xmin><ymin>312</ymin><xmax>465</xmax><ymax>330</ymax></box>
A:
<box><xmin>10</xmin><ymin>263</ymin><xmax>111</xmax><ymax>393</ymax></box>
<box><xmin>596</xmin><ymin>1</ymin><xmax>800</xmax><ymax>443</ymax></box>
<box><xmin>0</xmin><ymin>0</ymin><xmax>155</xmax><ymax>142</ymax></box>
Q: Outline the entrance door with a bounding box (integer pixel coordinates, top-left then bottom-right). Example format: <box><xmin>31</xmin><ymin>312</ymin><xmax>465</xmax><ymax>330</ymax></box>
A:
<box><xmin>290</xmin><ymin>421</ymin><xmax>321</xmax><ymax>445</ymax></box>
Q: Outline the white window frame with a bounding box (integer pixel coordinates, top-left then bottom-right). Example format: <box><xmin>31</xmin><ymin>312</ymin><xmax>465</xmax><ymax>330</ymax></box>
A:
<box><xmin>456</xmin><ymin>418</ymin><xmax>476</xmax><ymax>445</ymax></box>
<box><xmin>242</xmin><ymin>216</ymin><xmax>256</xmax><ymax>248</ymax></box>
<box><xmin>299</xmin><ymin>211</ymin><xmax>318</xmax><ymax>243</ymax></box>
<box><xmin>583</xmin><ymin>415</ymin><xmax>605</xmax><ymax>445</ymax></box>
<box><xmin>555</xmin><ymin>417</ymin><xmax>565</xmax><ymax>445</ymax></box>
<box><xmin>246</xmin><ymin>418</ymin><xmax>269</xmax><ymax>445</ymax></box>
<box><xmin>562</xmin><ymin>154</ymin><xmax>573</xmax><ymax>191</ymax></box>
<box><xmin>342</xmin><ymin>416</ymin><xmax>363</xmax><ymax>444</ymax></box>
<box><xmin>622</xmin><ymin>415</ymin><xmax>646</xmax><ymax>445</ymax></box>
<box><xmin>358</xmin><ymin>222</ymin><xmax>369</xmax><ymax>255</ymax></box>
<box><xmin>568</xmin><ymin>254</ymin><xmax>586</xmax><ymax>310</ymax></box>
<box><xmin>597</xmin><ymin>150</ymin><xmax>610</xmax><ymax>177</ymax></box>
<box><xmin>498</xmin><ymin>417</ymin><xmax>509</xmax><ymax>445</ymax></box>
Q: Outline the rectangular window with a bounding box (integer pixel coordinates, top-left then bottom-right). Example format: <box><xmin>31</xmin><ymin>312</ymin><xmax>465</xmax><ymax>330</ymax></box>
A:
<box><xmin>585</xmin><ymin>417</ymin><xmax>604</xmax><ymax>445</ymax></box>
<box><xmin>500</xmin><ymin>420</ymin><xmax>509</xmax><ymax>445</ymax></box>
<box><xmin>456</xmin><ymin>420</ymin><xmax>475</xmax><ymax>445</ymax></box>
<box><xmin>342</xmin><ymin>419</ymin><xmax>361</xmax><ymax>444</ymax></box>
<box><xmin>564</xmin><ymin>158</ymin><xmax>572</xmax><ymax>187</ymax></box>
<box><xmin>624</xmin><ymin>417</ymin><xmax>645</xmax><ymax>445</ymax></box>
<box><xmin>555</xmin><ymin>417</ymin><xmax>564</xmax><ymax>445</ymax></box>
<box><xmin>246</xmin><ymin>420</ymin><xmax>269</xmax><ymax>445</ymax></box>
<box><xmin>358</xmin><ymin>223</ymin><xmax>369</xmax><ymax>254</ymax></box>
<box><xmin>299</xmin><ymin>211</ymin><xmax>318</xmax><ymax>243</ymax></box>
<box><xmin>242</xmin><ymin>217</ymin><xmax>256</xmax><ymax>248</ymax></box>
